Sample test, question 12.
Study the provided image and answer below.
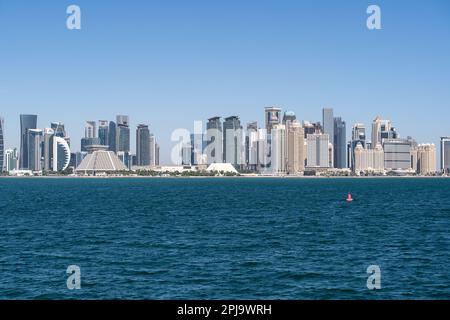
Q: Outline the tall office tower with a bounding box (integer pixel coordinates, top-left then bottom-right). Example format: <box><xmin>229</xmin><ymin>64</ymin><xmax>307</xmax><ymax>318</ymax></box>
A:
<box><xmin>333</xmin><ymin>117</ymin><xmax>346</xmax><ymax>168</ymax></box>
<box><xmin>51</xmin><ymin>122</ymin><xmax>66</xmax><ymax>138</ymax></box>
<box><xmin>116</xmin><ymin>115</ymin><xmax>130</xmax><ymax>153</ymax></box>
<box><xmin>352</xmin><ymin>123</ymin><xmax>366</xmax><ymax>141</ymax></box>
<box><xmin>372</xmin><ymin>116</ymin><xmax>392</xmax><ymax>148</ymax></box>
<box><xmin>256</xmin><ymin>128</ymin><xmax>270</xmax><ymax>172</ymax></box>
<box><xmin>116</xmin><ymin>115</ymin><xmax>129</xmax><ymax>126</ymax></box>
<box><xmin>383</xmin><ymin>138</ymin><xmax>412</xmax><ymax>171</ymax></box>
<box><xmin>98</xmin><ymin>120</ymin><xmax>109</xmax><ymax>146</ymax></box>
<box><xmin>303</xmin><ymin>121</ymin><xmax>323</xmax><ymax>138</ymax></box>
<box><xmin>149</xmin><ymin>134</ymin><xmax>156</xmax><ymax>166</ymax></box>
<box><xmin>181</xmin><ymin>142</ymin><xmax>192</xmax><ymax>165</ymax></box>
<box><xmin>282</xmin><ymin>111</ymin><xmax>296</xmax><ymax>124</ymax></box>
<box><xmin>265</xmin><ymin>107</ymin><xmax>282</xmax><ymax>134</ymax></box>
<box><xmin>286</xmin><ymin>120</ymin><xmax>305</xmax><ymax>174</ymax></box>
<box><xmin>223</xmin><ymin>116</ymin><xmax>243</xmax><ymax>168</ymax></box>
<box><xmin>43</xmin><ymin>128</ymin><xmax>55</xmax><ymax>171</ymax></box>
<box><xmin>245</xmin><ymin>122</ymin><xmax>258</xmax><ymax>171</ymax></box>
<box><xmin>85</xmin><ymin>121</ymin><xmax>97</xmax><ymax>138</ymax></box>
<box><xmin>190</xmin><ymin>133</ymin><xmax>205</xmax><ymax>165</ymax></box>
<box><xmin>19</xmin><ymin>114</ymin><xmax>38</xmax><ymax>169</ymax></box>
<box><xmin>416</xmin><ymin>144</ymin><xmax>436</xmax><ymax>175</ymax></box>
<box><xmin>4</xmin><ymin>148</ymin><xmax>19</xmax><ymax>172</ymax></box>
<box><xmin>0</xmin><ymin>117</ymin><xmax>4</xmax><ymax>172</ymax></box>
<box><xmin>81</xmin><ymin>121</ymin><xmax>101</xmax><ymax>152</ymax></box>
<box><xmin>349</xmin><ymin>123</ymin><xmax>366</xmax><ymax>170</ymax></box>
<box><xmin>155</xmin><ymin>143</ymin><xmax>160</xmax><ymax>166</ymax></box>
<box><xmin>53</xmin><ymin>136</ymin><xmax>71</xmax><ymax>171</ymax></box>
<box><xmin>441</xmin><ymin>137</ymin><xmax>450</xmax><ymax>174</ymax></box>
<box><xmin>206</xmin><ymin>117</ymin><xmax>223</xmax><ymax>164</ymax></box>
<box><xmin>136</xmin><ymin>124</ymin><xmax>150</xmax><ymax>166</ymax></box>
<box><xmin>271</xmin><ymin>124</ymin><xmax>286</xmax><ymax>174</ymax></box>
<box><xmin>27</xmin><ymin>129</ymin><xmax>43</xmax><ymax>171</ymax></box>
<box><xmin>108</xmin><ymin>121</ymin><xmax>117</xmax><ymax>153</ymax></box>
<box><xmin>306</xmin><ymin>133</ymin><xmax>330</xmax><ymax>168</ymax></box>
<box><xmin>322</xmin><ymin>108</ymin><xmax>334</xmax><ymax>145</ymax></box>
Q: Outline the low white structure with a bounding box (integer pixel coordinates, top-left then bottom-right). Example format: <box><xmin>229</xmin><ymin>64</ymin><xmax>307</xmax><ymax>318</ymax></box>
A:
<box><xmin>206</xmin><ymin>163</ymin><xmax>238</xmax><ymax>174</ymax></box>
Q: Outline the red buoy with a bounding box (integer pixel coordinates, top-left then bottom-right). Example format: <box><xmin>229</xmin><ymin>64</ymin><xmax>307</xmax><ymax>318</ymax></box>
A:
<box><xmin>346</xmin><ymin>193</ymin><xmax>353</xmax><ymax>202</ymax></box>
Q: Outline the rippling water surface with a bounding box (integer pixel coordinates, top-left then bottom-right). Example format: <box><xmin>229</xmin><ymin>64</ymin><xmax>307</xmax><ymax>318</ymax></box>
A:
<box><xmin>1</xmin><ymin>177</ymin><xmax>450</xmax><ymax>299</ymax></box>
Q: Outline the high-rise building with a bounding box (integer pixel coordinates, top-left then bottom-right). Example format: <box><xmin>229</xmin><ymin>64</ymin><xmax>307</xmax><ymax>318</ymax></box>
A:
<box><xmin>116</xmin><ymin>115</ymin><xmax>130</xmax><ymax>153</ymax></box>
<box><xmin>43</xmin><ymin>128</ymin><xmax>55</xmax><ymax>171</ymax></box>
<box><xmin>441</xmin><ymin>137</ymin><xmax>450</xmax><ymax>175</ymax></box>
<box><xmin>51</xmin><ymin>122</ymin><xmax>66</xmax><ymax>138</ymax></box>
<box><xmin>383</xmin><ymin>138</ymin><xmax>412</xmax><ymax>171</ymax></box>
<box><xmin>282</xmin><ymin>111</ymin><xmax>296</xmax><ymax>124</ymax></box>
<box><xmin>136</xmin><ymin>124</ymin><xmax>150</xmax><ymax>166</ymax></box>
<box><xmin>372</xmin><ymin>116</ymin><xmax>394</xmax><ymax>148</ymax></box>
<box><xmin>28</xmin><ymin>129</ymin><xmax>43</xmax><ymax>171</ymax></box>
<box><xmin>352</xmin><ymin>123</ymin><xmax>366</xmax><ymax>141</ymax></box>
<box><xmin>349</xmin><ymin>123</ymin><xmax>367</xmax><ymax>170</ymax></box>
<box><xmin>149</xmin><ymin>133</ymin><xmax>156</xmax><ymax>166</ymax></box>
<box><xmin>98</xmin><ymin>120</ymin><xmax>109</xmax><ymax>146</ymax></box>
<box><xmin>181</xmin><ymin>142</ymin><xmax>192</xmax><ymax>165</ymax></box>
<box><xmin>245</xmin><ymin>122</ymin><xmax>258</xmax><ymax>171</ymax></box>
<box><xmin>353</xmin><ymin>142</ymin><xmax>384</xmax><ymax>174</ymax></box>
<box><xmin>306</xmin><ymin>133</ymin><xmax>329</xmax><ymax>168</ymax></box>
<box><xmin>303</xmin><ymin>121</ymin><xmax>322</xmax><ymax>138</ymax></box>
<box><xmin>155</xmin><ymin>143</ymin><xmax>160</xmax><ymax>166</ymax></box>
<box><xmin>116</xmin><ymin>115</ymin><xmax>129</xmax><ymax>126</ymax></box>
<box><xmin>81</xmin><ymin>121</ymin><xmax>100</xmax><ymax>152</ymax></box>
<box><xmin>322</xmin><ymin>108</ymin><xmax>334</xmax><ymax>145</ymax></box>
<box><xmin>416</xmin><ymin>144</ymin><xmax>436</xmax><ymax>175</ymax></box>
<box><xmin>53</xmin><ymin>136</ymin><xmax>71</xmax><ymax>171</ymax></box>
<box><xmin>223</xmin><ymin>116</ymin><xmax>243</xmax><ymax>168</ymax></box>
<box><xmin>265</xmin><ymin>107</ymin><xmax>282</xmax><ymax>134</ymax></box>
<box><xmin>19</xmin><ymin>114</ymin><xmax>38</xmax><ymax>169</ymax></box>
<box><xmin>4</xmin><ymin>148</ymin><xmax>19</xmax><ymax>172</ymax></box>
<box><xmin>108</xmin><ymin>121</ymin><xmax>117</xmax><ymax>153</ymax></box>
<box><xmin>286</xmin><ymin>120</ymin><xmax>305</xmax><ymax>174</ymax></box>
<box><xmin>190</xmin><ymin>133</ymin><xmax>205</xmax><ymax>165</ymax></box>
<box><xmin>333</xmin><ymin>117</ymin><xmax>346</xmax><ymax>168</ymax></box>
<box><xmin>0</xmin><ymin>117</ymin><xmax>4</xmax><ymax>172</ymax></box>
<box><xmin>206</xmin><ymin>117</ymin><xmax>223</xmax><ymax>164</ymax></box>
<box><xmin>85</xmin><ymin>121</ymin><xmax>97</xmax><ymax>138</ymax></box>
<box><xmin>271</xmin><ymin>124</ymin><xmax>286</xmax><ymax>174</ymax></box>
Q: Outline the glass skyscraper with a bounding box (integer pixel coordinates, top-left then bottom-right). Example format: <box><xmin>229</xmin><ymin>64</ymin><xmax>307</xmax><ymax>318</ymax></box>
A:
<box><xmin>98</xmin><ymin>120</ymin><xmax>109</xmax><ymax>146</ymax></box>
<box><xmin>19</xmin><ymin>114</ymin><xmax>38</xmax><ymax>169</ymax></box>
<box><xmin>333</xmin><ymin>117</ymin><xmax>346</xmax><ymax>168</ymax></box>
<box><xmin>108</xmin><ymin>121</ymin><xmax>117</xmax><ymax>153</ymax></box>
<box><xmin>136</xmin><ymin>124</ymin><xmax>150</xmax><ymax>166</ymax></box>
<box><xmin>322</xmin><ymin>108</ymin><xmax>334</xmax><ymax>145</ymax></box>
<box><xmin>0</xmin><ymin>117</ymin><xmax>4</xmax><ymax>172</ymax></box>
<box><xmin>441</xmin><ymin>137</ymin><xmax>450</xmax><ymax>174</ymax></box>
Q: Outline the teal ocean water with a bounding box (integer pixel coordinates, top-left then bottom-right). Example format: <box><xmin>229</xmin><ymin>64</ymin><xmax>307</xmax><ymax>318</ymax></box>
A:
<box><xmin>0</xmin><ymin>177</ymin><xmax>450</xmax><ymax>299</ymax></box>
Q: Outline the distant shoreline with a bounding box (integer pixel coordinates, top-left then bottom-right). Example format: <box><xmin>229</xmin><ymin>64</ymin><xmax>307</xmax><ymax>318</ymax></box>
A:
<box><xmin>0</xmin><ymin>175</ymin><xmax>448</xmax><ymax>179</ymax></box>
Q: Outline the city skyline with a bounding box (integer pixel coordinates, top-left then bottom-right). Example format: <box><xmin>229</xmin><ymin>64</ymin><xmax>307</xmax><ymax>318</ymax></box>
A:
<box><xmin>0</xmin><ymin>106</ymin><xmax>448</xmax><ymax>175</ymax></box>
<box><xmin>1</xmin><ymin>1</ymin><xmax>449</xmax><ymax>164</ymax></box>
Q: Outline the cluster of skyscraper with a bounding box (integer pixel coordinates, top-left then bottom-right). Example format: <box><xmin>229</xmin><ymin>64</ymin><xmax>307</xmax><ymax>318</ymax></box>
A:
<box><xmin>80</xmin><ymin>116</ymin><xmax>159</xmax><ymax>169</ymax></box>
<box><xmin>0</xmin><ymin>109</ymin><xmax>450</xmax><ymax>176</ymax></box>
<box><xmin>0</xmin><ymin>114</ymin><xmax>160</xmax><ymax>174</ymax></box>
<box><xmin>4</xmin><ymin>115</ymin><xmax>72</xmax><ymax>173</ymax></box>
<box><xmin>179</xmin><ymin>107</ymin><xmax>449</xmax><ymax>176</ymax></box>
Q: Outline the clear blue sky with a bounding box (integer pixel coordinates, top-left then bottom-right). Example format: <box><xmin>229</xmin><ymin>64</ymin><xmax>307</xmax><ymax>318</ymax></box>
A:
<box><xmin>1</xmin><ymin>0</ymin><xmax>449</xmax><ymax>164</ymax></box>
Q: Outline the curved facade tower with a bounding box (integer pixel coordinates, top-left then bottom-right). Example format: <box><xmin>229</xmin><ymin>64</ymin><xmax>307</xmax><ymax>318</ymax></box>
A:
<box><xmin>19</xmin><ymin>114</ymin><xmax>38</xmax><ymax>169</ymax></box>
<box><xmin>53</xmin><ymin>136</ymin><xmax>71</xmax><ymax>171</ymax></box>
<box><xmin>0</xmin><ymin>117</ymin><xmax>4</xmax><ymax>172</ymax></box>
